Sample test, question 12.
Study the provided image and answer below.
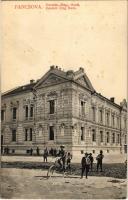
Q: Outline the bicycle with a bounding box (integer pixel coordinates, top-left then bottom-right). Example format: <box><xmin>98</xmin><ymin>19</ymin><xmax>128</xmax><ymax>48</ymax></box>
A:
<box><xmin>47</xmin><ymin>156</ymin><xmax>65</xmax><ymax>178</ymax></box>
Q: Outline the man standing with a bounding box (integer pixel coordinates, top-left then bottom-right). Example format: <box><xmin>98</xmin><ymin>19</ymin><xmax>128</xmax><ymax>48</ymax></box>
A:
<box><xmin>36</xmin><ymin>147</ymin><xmax>39</xmax><ymax>156</ymax></box>
<box><xmin>43</xmin><ymin>147</ymin><xmax>48</xmax><ymax>162</ymax></box>
<box><xmin>58</xmin><ymin>145</ymin><xmax>66</xmax><ymax>171</ymax></box>
<box><xmin>81</xmin><ymin>153</ymin><xmax>91</xmax><ymax>179</ymax></box>
<box><xmin>96</xmin><ymin>150</ymin><xmax>104</xmax><ymax>172</ymax></box>
<box><xmin>89</xmin><ymin>153</ymin><xmax>94</xmax><ymax>171</ymax></box>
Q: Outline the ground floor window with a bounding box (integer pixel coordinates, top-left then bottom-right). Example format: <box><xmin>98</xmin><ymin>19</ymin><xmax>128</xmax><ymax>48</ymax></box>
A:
<box><xmin>12</xmin><ymin>129</ymin><xmax>16</xmax><ymax>141</ymax></box>
<box><xmin>125</xmin><ymin>135</ymin><xmax>127</xmax><ymax>144</ymax></box>
<box><xmin>100</xmin><ymin>131</ymin><xmax>103</xmax><ymax>142</ymax></box>
<box><xmin>25</xmin><ymin>129</ymin><xmax>28</xmax><ymax>141</ymax></box>
<box><xmin>30</xmin><ymin>128</ymin><xmax>33</xmax><ymax>141</ymax></box>
<box><xmin>117</xmin><ymin>134</ymin><xmax>120</xmax><ymax>144</ymax></box>
<box><xmin>92</xmin><ymin>129</ymin><xmax>96</xmax><ymax>142</ymax></box>
<box><xmin>106</xmin><ymin>132</ymin><xmax>109</xmax><ymax>143</ymax></box>
<box><xmin>49</xmin><ymin>126</ymin><xmax>54</xmax><ymax>140</ymax></box>
<box><xmin>112</xmin><ymin>133</ymin><xmax>115</xmax><ymax>143</ymax></box>
<box><xmin>81</xmin><ymin>127</ymin><xmax>84</xmax><ymax>141</ymax></box>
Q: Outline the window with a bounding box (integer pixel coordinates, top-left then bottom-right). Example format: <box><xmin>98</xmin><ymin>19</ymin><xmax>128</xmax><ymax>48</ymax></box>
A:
<box><xmin>100</xmin><ymin>131</ymin><xmax>103</xmax><ymax>142</ymax></box>
<box><xmin>25</xmin><ymin>129</ymin><xmax>28</xmax><ymax>141</ymax></box>
<box><xmin>106</xmin><ymin>132</ymin><xmax>109</xmax><ymax>143</ymax></box>
<box><xmin>92</xmin><ymin>129</ymin><xmax>96</xmax><ymax>142</ymax></box>
<box><xmin>81</xmin><ymin>127</ymin><xmax>84</xmax><ymax>141</ymax></box>
<box><xmin>13</xmin><ymin>107</ymin><xmax>17</xmax><ymax>120</ymax></box>
<box><xmin>30</xmin><ymin>128</ymin><xmax>33</xmax><ymax>141</ymax></box>
<box><xmin>107</xmin><ymin>149</ymin><xmax>109</xmax><ymax>153</ymax></box>
<box><xmin>112</xmin><ymin>115</ymin><xmax>115</xmax><ymax>127</ymax></box>
<box><xmin>81</xmin><ymin>101</ymin><xmax>85</xmax><ymax>115</ymax></box>
<box><xmin>1</xmin><ymin>110</ymin><xmax>5</xmax><ymax>121</ymax></box>
<box><xmin>106</xmin><ymin>112</ymin><xmax>109</xmax><ymax>125</ymax></box>
<box><xmin>49</xmin><ymin>100</ymin><xmax>55</xmax><ymax>114</ymax></box>
<box><xmin>92</xmin><ymin>150</ymin><xmax>95</xmax><ymax>153</ymax></box>
<box><xmin>12</xmin><ymin>129</ymin><xmax>16</xmax><ymax>141</ymax></box>
<box><xmin>112</xmin><ymin>133</ymin><xmax>115</xmax><ymax>143</ymax></box>
<box><xmin>124</xmin><ymin>118</ymin><xmax>127</xmax><ymax>129</ymax></box>
<box><xmin>99</xmin><ymin>109</ymin><xmax>103</xmax><ymax>122</ymax></box>
<box><xmin>92</xmin><ymin>107</ymin><xmax>96</xmax><ymax>121</ymax></box>
<box><xmin>49</xmin><ymin>126</ymin><xmax>54</xmax><ymax>140</ymax></box>
<box><xmin>117</xmin><ymin>134</ymin><xmax>120</xmax><ymax>144</ymax></box>
<box><xmin>117</xmin><ymin>117</ymin><xmax>119</xmax><ymax>129</ymax></box>
<box><xmin>125</xmin><ymin>135</ymin><xmax>127</xmax><ymax>144</ymax></box>
<box><xmin>25</xmin><ymin>106</ymin><xmax>28</xmax><ymax>118</ymax></box>
<box><xmin>30</xmin><ymin>106</ymin><xmax>34</xmax><ymax>118</ymax></box>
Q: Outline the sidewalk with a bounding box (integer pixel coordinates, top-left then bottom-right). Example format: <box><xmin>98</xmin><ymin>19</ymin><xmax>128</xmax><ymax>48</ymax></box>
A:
<box><xmin>1</xmin><ymin>154</ymin><xmax>127</xmax><ymax>163</ymax></box>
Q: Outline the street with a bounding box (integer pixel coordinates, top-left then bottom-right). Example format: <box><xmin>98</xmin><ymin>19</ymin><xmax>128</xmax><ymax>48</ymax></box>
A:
<box><xmin>1</xmin><ymin>155</ymin><xmax>127</xmax><ymax>199</ymax></box>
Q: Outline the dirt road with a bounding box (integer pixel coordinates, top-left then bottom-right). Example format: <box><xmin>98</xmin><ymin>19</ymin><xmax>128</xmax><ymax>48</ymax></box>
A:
<box><xmin>1</xmin><ymin>168</ymin><xmax>126</xmax><ymax>199</ymax></box>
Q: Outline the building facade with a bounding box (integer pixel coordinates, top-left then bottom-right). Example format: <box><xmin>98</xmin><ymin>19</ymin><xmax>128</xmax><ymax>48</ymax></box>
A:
<box><xmin>1</xmin><ymin>66</ymin><xmax>127</xmax><ymax>156</ymax></box>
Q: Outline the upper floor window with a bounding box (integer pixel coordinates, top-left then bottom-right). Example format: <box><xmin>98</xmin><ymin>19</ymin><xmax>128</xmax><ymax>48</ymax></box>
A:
<box><xmin>49</xmin><ymin>100</ymin><xmax>55</xmax><ymax>114</ymax></box>
<box><xmin>106</xmin><ymin>112</ymin><xmax>109</xmax><ymax>125</ymax></box>
<box><xmin>25</xmin><ymin>106</ymin><xmax>28</xmax><ymax>118</ymax></box>
<box><xmin>99</xmin><ymin>109</ymin><xmax>103</xmax><ymax>123</ymax></box>
<box><xmin>92</xmin><ymin>107</ymin><xmax>96</xmax><ymax>121</ymax></box>
<box><xmin>106</xmin><ymin>132</ymin><xmax>109</xmax><ymax>143</ymax></box>
<box><xmin>81</xmin><ymin>127</ymin><xmax>84</xmax><ymax>141</ymax></box>
<box><xmin>30</xmin><ymin>105</ymin><xmax>34</xmax><ymax>118</ymax></box>
<box><xmin>13</xmin><ymin>107</ymin><xmax>17</xmax><ymax>120</ymax></box>
<box><xmin>1</xmin><ymin>110</ymin><xmax>5</xmax><ymax>121</ymax></box>
<box><xmin>12</xmin><ymin>129</ymin><xmax>16</xmax><ymax>141</ymax></box>
<box><xmin>100</xmin><ymin>131</ymin><xmax>103</xmax><ymax>142</ymax></box>
<box><xmin>124</xmin><ymin>118</ymin><xmax>127</xmax><ymax>129</ymax></box>
<box><xmin>112</xmin><ymin>115</ymin><xmax>115</xmax><ymax>127</ymax></box>
<box><xmin>112</xmin><ymin>133</ymin><xmax>115</xmax><ymax>143</ymax></box>
<box><xmin>117</xmin><ymin>117</ymin><xmax>120</xmax><ymax>129</ymax></box>
<box><xmin>81</xmin><ymin>101</ymin><xmax>85</xmax><ymax>115</ymax></box>
<box><xmin>49</xmin><ymin>126</ymin><xmax>54</xmax><ymax>140</ymax></box>
<box><xmin>92</xmin><ymin>129</ymin><xmax>96</xmax><ymax>142</ymax></box>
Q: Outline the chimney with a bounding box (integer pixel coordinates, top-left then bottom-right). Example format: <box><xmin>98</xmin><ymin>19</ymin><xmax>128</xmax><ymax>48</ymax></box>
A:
<box><xmin>79</xmin><ymin>67</ymin><xmax>84</xmax><ymax>73</ymax></box>
<box><xmin>30</xmin><ymin>79</ymin><xmax>35</xmax><ymax>84</ymax></box>
<box><xmin>50</xmin><ymin>65</ymin><xmax>55</xmax><ymax>70</ymax></box>
<box><xmin>66</xmin><ymin>70</ymin><xmax>75</xmax><ymax>80</ymax></box>
<box><xmin>110</xmin><ymin>97</ymin><xmax>115</xmax><ymax>103</ymax></box>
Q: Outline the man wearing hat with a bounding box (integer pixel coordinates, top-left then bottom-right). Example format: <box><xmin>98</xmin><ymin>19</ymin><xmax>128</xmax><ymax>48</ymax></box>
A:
<box><xmin>81</xmin><ymin>152</ymin><xmax>91</xmax><ymax>179</ymax></box>
<box><xmin>58</xmin><ymin>145</ymin><xmax>66</xmax><ymax>171</ymax></box>
<box><xmin>96</xmin><ymin>150</ymin><xmax>104</xmax><ymax>172</ymax></box>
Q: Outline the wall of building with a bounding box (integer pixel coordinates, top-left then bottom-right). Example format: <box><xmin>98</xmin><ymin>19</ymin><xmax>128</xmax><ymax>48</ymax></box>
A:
<box><xmin>1</xmin><ymin>78</ymin><xmax>127</xmax><ymax>156</ymax></box>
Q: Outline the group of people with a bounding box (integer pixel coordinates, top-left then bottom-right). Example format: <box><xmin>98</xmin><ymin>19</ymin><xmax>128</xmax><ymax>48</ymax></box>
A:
<box><xmin>43</xmin><ymin>145</ymin><xmax>72</xmax><ymax>172</ymax></box>
<box><xmin>43</xmin><ymin>145</ymin><xmax>104</xmax><ymax>179</ymax></box>
<box><xmin>81</xmin><ymin>150</ymin><xmax>104</xmax><ymax>179</ymax></box>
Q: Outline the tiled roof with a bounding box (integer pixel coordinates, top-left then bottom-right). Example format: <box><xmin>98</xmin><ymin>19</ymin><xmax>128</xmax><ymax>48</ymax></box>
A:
<box><xmin>2</xmin><ymin>82</ymin><xmax>37</xmax><ymax>97</ymax></box>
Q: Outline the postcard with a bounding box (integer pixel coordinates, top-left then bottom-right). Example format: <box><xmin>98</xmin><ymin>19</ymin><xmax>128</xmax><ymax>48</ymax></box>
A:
<box><xmin>1</xmin><ymin>0</ymin><xmax>127</xmax><ymax>199</ymax></box>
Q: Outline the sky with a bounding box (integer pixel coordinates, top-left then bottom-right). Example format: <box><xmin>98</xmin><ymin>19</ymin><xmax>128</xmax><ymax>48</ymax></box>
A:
<box><xmin>1</xmin><ymin>0</ymin><xmax>127</xmax><ymax>104</ymax></box>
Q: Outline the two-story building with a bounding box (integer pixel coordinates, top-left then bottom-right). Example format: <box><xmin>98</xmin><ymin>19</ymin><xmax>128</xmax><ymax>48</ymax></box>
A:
<box><xmin>1</xmin><ymin>66</ymin><xmax>127</xmax><ymax>156</ymax></box>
